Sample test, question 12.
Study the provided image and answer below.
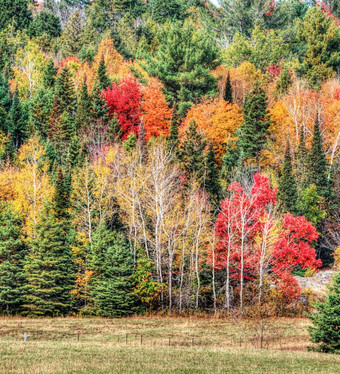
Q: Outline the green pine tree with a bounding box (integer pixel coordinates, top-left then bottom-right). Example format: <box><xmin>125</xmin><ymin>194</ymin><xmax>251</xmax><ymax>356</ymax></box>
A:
<box><xmin>0</xmin><ymin>73</ymin><xmax>11</xmax><ymax>132</ymax></box>
<box><xmin>278</xmin><ymin>142</ymin><xmax>298</xmax><ymax>215</ymax></box>
<box><xmin>238</xmin><ymin>80</ymin><xmax>270</xmax><ymax>170</ymax></box>
<box><xmin>204</xmin><ymin>143</ymin><xmax>220</xmax><ymax>203</ymax></box>
<box><xmin>61</xmin><ymin>10</ymin><xmax>84</xmax><ymax>57</ymax></box>
<box><xmin>0</xmin><ymin>203</ymin><xmax>26</xmax><ymax>315</ymax></box>
<box><xmin>8</xmin><ymin>88</ymin><xmax>28</xmax><ymax>149</ymax></box>
<box><xmin>275</xmin><ymin>66</ymin><xmax>292</xmax><ymax>97</ymax></box>
<box><xmin>306</xmin><ymin>119</ymin><xmax>328</xmax><ymax>198</ymax></box>
<box><xmin>54</xmin><ymin>68</ymin><xmax>76</xmax><ymax>116</ymax></box>
<box><xmin>43</xmin><ymin>59</ymin><xmax>58</xmax><ymax>89</ymax></box>
<box><xmin>143</xmin><ymin>20</ymin><xmax>219</xmax><ymax>117</ymax></box>
<box><xmin>67</xmin><ymin>135</ymin><xmax>84</xmax><ymax>169</ymax></box>
<box><xmin>30</xmin><ymin>88</ymin><xmax>53</xmax><ymax>139</ymax></box>
<box><xmin>179</xmin><ymin>120</ymin><xmax>206</xmax><ymax>183</ymax></box>
<box><xmin>88</xmin><ymin>224</ymin><xmax>137</xmax><ymax>317</ymax></box>
<box><xmin>296</xmin><ymin>127</ymin><xmax>308</xmax><ymax>189</ymax></box>
<box><xmin>298</xmin><ymin>6</ymin><xmax>340</xmax><ymax>90</ymax></box>
<box><xmin>75</xmin><ymin>81</ymin><xmax>91</xmax><ymax>131</ymax></box>
<box><xmin>224</xmin><ymin>72</ymin><xmax>233</xmax><ymax>103</ymax></box>
<box><xmin>308</xmin><ymin>272</ymin><xmax>340</xmax><ymax>353</ymax></box>
<box><xmin>97</xmin><ymin>57</ymin><xmax>111</xmax><ymax>91</ymax></box>
<box><xmin>23</xmin><ymin>169</ymin><xmax>75</xmax><ymax>317</ymax></box>
<box><xmin>298</xmin><ymin>184</ymin><xmax>327</xmax><ymax>228</ymax></box>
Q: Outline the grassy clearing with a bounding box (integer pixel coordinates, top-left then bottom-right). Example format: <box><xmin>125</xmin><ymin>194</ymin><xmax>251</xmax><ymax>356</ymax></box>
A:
<box><xmin>0</xmin><ymin>317</ymin><xmax>339</xmax><ymax>373</ymax></box>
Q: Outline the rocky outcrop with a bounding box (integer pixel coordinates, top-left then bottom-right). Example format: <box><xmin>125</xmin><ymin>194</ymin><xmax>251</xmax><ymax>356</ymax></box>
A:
<box><xmin>295</xmin><ymin>270</ymin><xmax>338</xmax><ymax>296</ymax></box>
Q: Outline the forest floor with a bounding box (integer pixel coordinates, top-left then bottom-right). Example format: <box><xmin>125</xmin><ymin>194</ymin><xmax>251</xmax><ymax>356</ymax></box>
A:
<box><xmin>0</xmin><ymin>316</ymin><xmax>339</xmax><ymax>373</ymax></box>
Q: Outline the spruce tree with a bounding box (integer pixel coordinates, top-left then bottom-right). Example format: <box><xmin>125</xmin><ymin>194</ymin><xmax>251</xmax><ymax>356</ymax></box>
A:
<box><xmin>97</xmin><ymin>57</ymin><xmax>111</xmax><ymax>91</ymax></box>
<box><xmin>179</xmin><ymin>120</ymin><xmax>206</xmax><ymax>183</ymax></box>
<box><xmin>0</xmin><ymin>203</ymin><xmax>26</xmax><ymax>315</ymax></box>
<box><xmin>75</xmin><ymin>81</ymin><xmax>91</xmax><ymax>131</ymax></box>
<box><xmin>308</xmin><ymin>272</ymin><xmax>340</xmax><ymax>353</ymax></box>
<box><xmin>224</xmin><ymin>72</ymin><xmax>233</xmax><ymax>103</ymax></box>
<box><xmin>88</xmin><ymin>224</ymin><xmax>137</xmax><ymax>317</ymax></box>
<box><xmin>296</xmin><ymin>127</ymin><xmax>308</xmax><ymax>189</ymax></box>
<box><xmin>31</xmin><ymin>88</ymin><xmax>53</xmax><ymax>139</ymax></box>
<box><xmin>43</xmin><ymin>59</ymin><xmax>58</xmax><ymax>89</ymax></box>
<box><xmin>238</xmin><ymin>80</ymin><xmax>270</xmax><ymax>170</ymax></box>
<box><xmin>23</xmin><ymin>169</ymin><xmax>75</xmax><ymax>317</ymax></box>
<box><xmin>8</xmin><ymin>88</ymin><xmax>28</xmax><ymax>149</ymax></box>
<box><xmin>0</xmin><ymin>73</ymin><xmax>10</xmax><ymax>132</ymax></box>
<box><xmin>306</xmin><ymin>119</ymin><xmax>328</xmax><ymax>197</ymax></box>
<box><xmin>278</xmin><ymin>142</ymin><xmax>298</xmax><ymax>215</ymax></box>
<box><xmin>53</xmin><ymin>111</ymin><xmax>74</xmax><ymax>163</ymax></box>
<box><xmin>61</xmin><ymin>10</ymin><xmax>84</xmax><ymax>57</ymax></box>
<box><xmin>204</xmin><ymin>143</ymin><xmax>220</xmax><ymax>203</ymax></box>
<box><xmin>54</xmin><ymin>68</ymin><xmax>76</xmax><ymax>116</ymax></box>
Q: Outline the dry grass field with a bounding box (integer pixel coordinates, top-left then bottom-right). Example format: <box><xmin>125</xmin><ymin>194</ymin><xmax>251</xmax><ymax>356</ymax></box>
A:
<box><xmin>0</xmin><ymin>317</ymin><xmax>339</xmax><ymax>373</ymax></box>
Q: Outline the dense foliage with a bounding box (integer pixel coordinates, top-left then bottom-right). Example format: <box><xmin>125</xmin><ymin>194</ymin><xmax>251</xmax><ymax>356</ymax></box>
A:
<box><xmin>0</xmin><ymin>0</ymin><xmax>338</xmax><ymax>318</ymax></box>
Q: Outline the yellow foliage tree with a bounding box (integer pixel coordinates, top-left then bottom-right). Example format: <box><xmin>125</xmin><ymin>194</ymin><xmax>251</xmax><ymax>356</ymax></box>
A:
<box><xmin>13</xmin><ymin>137</ymin><xmax>54</xmax><ymax>236</ymax></box>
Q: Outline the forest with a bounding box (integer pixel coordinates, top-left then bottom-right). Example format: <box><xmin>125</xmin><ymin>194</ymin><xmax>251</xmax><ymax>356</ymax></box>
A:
<box><xmin>0</xmin><ymin>0</ymin><xmax>339</xmax><ymax>321</ymax></box>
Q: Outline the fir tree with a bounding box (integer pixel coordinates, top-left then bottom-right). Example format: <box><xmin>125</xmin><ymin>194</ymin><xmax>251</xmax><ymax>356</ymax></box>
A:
<box><xmin>67</xmin><ymin>135</ymin><xmax>84</xmax><ymax>169</ymax></box>
<box><xmin>204</xmin><ymin>143</ymin><xmax>220</xmax><ymax>203</ymax></box>
<box><xmin>88</xmin><ymin>224</ymin><xmax>137</xmax><ymax>317</ymax></box>
<box><xmin>23</xmin><ymin>205</ymin><xmax>75</xmax><ymax>317</ymax></box>
<box><xmin>23</xmin><ymin>169</ymin><xmax>75</xmax><ymax>317</ymax></box>
<box><xmin>238</xmin><ymin>80</ymin><xmax>270</xmax><ymax>170</ymax></box>
<box><xmin>43</xmin><ymin>59</ymin><xmax>58</xmax><ymax>89</ymax></box>
<box><xmin>75</xmin><ymin>81</ymin><xmax>91</xmax><ymax>131</ymax></box>
<box><xmin>53</xmin><ymin>111</ymin><xmax>74</xmax><ymax>163</ymax></box>
<box><xmin>296</xmin><ymin>127</ymin><xmax>308</xmax><ymax>189</ymax></box>
<box><xmin>31</xmin><ymin>88</ymin><xmax>53</xmax><ymax>139</ymax></box>
<box><xmin>275</xmin><ymin>66</ymin><xmax>292</xmax><ymax>97</ymax></box>
<box><xmin>0</xmin><ymin>203</ymin><xmax>26</xmax><ymax>315</ymax></box>
<box><xmin>54</xmin><ymin>167</ymin><xmax>72</xmax><ymax>219</ymax></box>
<box><xmin>54</xmin><ymin>68</ymin><xmax>76</xmax><ymax>116</ymax></box>
<box><xmin>123</xmin><ymin>133</ymin><xmax>137</xmax><ymax>153</ymax></box>
<box><xmin>179</xmin><ymin>120</ymin><xmax>206</xmax><ymax>183</ymax></box>
<box><xmin>8</xmin><ymin>88</ymin><xmax>28</xmax><ymax>149</ymax></box>
<box><xmin>224</xmin><ymin>72</ymin><xmax>233</xmax><ymax>103</ymax></box>
<box><xmin>61</xmin><ymin>10</ymin><xmax>84</xmax><ymax>57</ymax></box>
<box><xmin>0</xmin><ymin>73</ymin><xmax>10</xmax><ymax>132</ymax></box>
<box><xmin>278</xmin><ymin>142</ymin><xmax>298</xmax><ymax>215</ymax></box>
<box><xmin>97</xmin><ymin>57</ymin><xmax>111</xmax><ymax>90</ymax></box>
<box><xmin>308</xmin><ymin>272</ymin><xmax>340</xmax><ymax>353</ymax></box>
<box><xmin>306</xmin><ymin>119</ymin><xmax>328</xmax><ymax>197</ymax></box>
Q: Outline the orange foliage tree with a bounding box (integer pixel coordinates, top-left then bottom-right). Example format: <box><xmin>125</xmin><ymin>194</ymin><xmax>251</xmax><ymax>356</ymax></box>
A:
<box><xmin>182</xmin><ymin>98</ymin><xmax>243</xmax><ymax>156</ymax></box>
<box><xmin>141</xmin><ymin>78</ymin><xmax>172</xmax><ymax>140</ymax></box>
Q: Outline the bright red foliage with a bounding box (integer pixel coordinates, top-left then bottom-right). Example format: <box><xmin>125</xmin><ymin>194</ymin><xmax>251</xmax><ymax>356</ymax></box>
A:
<box><xmin>213</xmin><ymin>173</ymin><xmax>277</xmax><ymax>280</ymax></box>
<box><xmin>104</xmin><ymin>77</ymin><xmax>142</xmax><ymax>140</ymax></box>
<box><xmin>271</xmin><ymin>213</ymin><xmax>321</xmax><ymax>275</ymax></box>
<box><xmin>212</xmin><ymin>173</ymin><xmax>321</xmax><ymax>303</ymax></box>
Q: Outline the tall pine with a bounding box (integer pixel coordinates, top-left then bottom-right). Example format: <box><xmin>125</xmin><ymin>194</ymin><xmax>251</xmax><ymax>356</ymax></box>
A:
<box><xmin>0</xmin><ymin>203</ymin><xmax>26</xmax><ymax>315</ymax></box>
<box><xmin>306</xmin><ymin>119</ymin><xmax>328</xmax><ymax>197</ymax></box>
<box><xmin>179</xmin><ymin>120</ymin><xmax>206</xmax><ymax>183</ymax></box>
<box><xmin>97</xmin><ymin>57</ymin><xmax>111</xmax><ymax>91</ymax></box>
<box><xmin>278</xmin><ymin>141</ymin><xmax>298</xmax><ymax>215</ymax></box>
<box><xmin>88</xmin><ymin>224</ymin><xmax>136</xmax><ymax>317</ymax></box>
<box><xmin>224</xmin><ymin>72</ymin><xmax>233</xmax><ymax>103</ymax></box>
<box><xmin>8</xmin><ymin>88</ymin><xmax>28</xmax><ymax>149</ymax></box>
<box><xmin>238</xmin><ymin>80</ymin><xmax>270</xmax><ymax>170</ymax></box>
<box><xmin>23</xmin><ymin>168</ymin><xmax>75</xmax><ymax>317</ymax></box>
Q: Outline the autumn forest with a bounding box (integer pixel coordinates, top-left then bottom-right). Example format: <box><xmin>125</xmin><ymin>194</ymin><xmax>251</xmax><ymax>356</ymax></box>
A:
<box><xmin>0</xmin><ymin>0</ymin><xmax>339</xmax><ymax>322</ymax></box>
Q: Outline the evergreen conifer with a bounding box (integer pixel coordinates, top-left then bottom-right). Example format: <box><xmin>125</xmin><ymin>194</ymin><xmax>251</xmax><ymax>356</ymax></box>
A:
<box><xmin>238</xmin><ymin>80</ymin><xmax>270</xmax><ymax>170</ymax></box>
<box><xmin>278</xmin><ymin>142</ymin><xmax>298</xmax><ymax>215</ymax></box>
<box><xmin>0</xmin><ymin>203</ymin><xmax>26</xmax><ymax>315</ymax></box>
